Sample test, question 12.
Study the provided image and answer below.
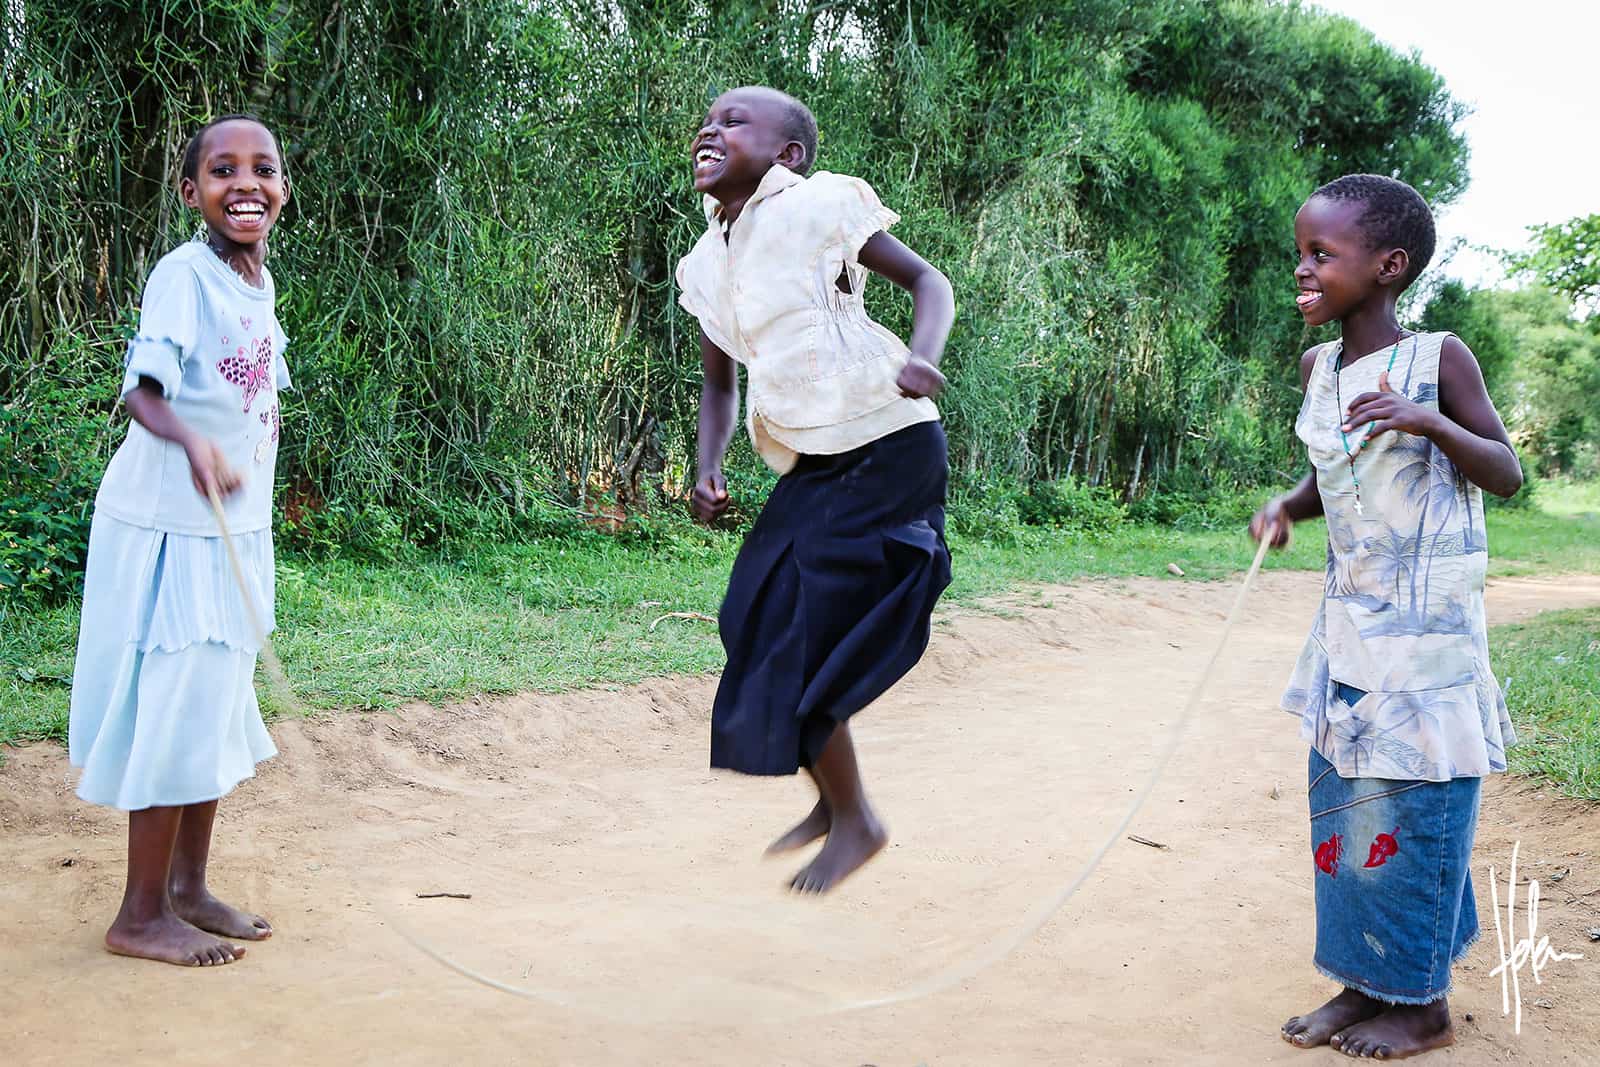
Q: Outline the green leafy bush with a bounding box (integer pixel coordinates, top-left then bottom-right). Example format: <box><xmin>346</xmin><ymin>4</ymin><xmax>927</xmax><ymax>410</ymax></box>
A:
<box><xmin>1017</xmin><ymin>479</ymin><xmax>1128</xmax><ymax>533</ymax></box>
<box><xmin>1</xmin><ymin>383</ymin><xmax>112</xmax><ymax>604</ymax></box>
<box><xmin>1</xmin><ymin>0</ymin><xmax>1480</xmax><ymax>604</ymax></box>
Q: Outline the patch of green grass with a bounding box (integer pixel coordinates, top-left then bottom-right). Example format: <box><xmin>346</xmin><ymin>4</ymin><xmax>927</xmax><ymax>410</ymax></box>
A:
<box><xmin>268</xmin><ymin>531</ymin><xmax>741</xmax><ymax>708</ymax></box>
<box><xmin>0</xmin><ymin>606</ymin><xmax>76</xmax><ymax>745</ymax></box>
<box><xmin>1486</xmin><ymin>479</ymin><xmax>1600</xmax><ymax>577</ymax></box>
<box><xmin>1535</xmin><ymin>478</ymin><xmax>1600</xmax><ymax>514</ymax></box>
<box><xmin>944</xmin><ymin>519</ymin><xmax>1327</xmax><ymax>600</ymax></box>
<box><xmin>1</xmin><ymin>527</ymin><xmax>745</xmax><ymax>747</ymax></box>
<box><xmin>3</xmin><ymin>519</ymin><xmax>1322</xmax><ymax>746</ymax></box>
<box><xmin>1493</xmin><ymin>607</ymin><xmax>1600</xmax><ymax>800</ymax></box>
<box><xmin>4</xmin><ymin>484</ymin><xmax>1597</xmax><ymax>757</ymax></box>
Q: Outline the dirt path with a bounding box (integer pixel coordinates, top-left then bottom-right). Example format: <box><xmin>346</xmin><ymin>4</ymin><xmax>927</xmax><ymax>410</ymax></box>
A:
<box><xmin>3</xmin><ymin>571</ymin><xmax>1598</xmax><ymax>1066</ymax></box>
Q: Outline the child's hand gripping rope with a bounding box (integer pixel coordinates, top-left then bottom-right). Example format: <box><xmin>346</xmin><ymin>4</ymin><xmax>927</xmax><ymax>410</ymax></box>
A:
<box><xmin>186</xmin><ymin>437</ymin><xmax>244</xmax><ymax>501</ymax></box>
<box><xmin>1249</xmin><ymin>498</ymin><xmax>1294</xmax><ymax>550</ymax></box>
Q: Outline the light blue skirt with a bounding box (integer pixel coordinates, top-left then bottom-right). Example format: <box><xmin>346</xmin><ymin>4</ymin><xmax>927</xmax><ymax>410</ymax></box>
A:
<box><xmin>1308</xmin><ymin>687</ymin><xmax>1482</xmax><ymax>1005</ymax></box>
<box><xmin>69</xmin><ymin>512</ymin><xmax>278</xmax><ymax>811</ymax></box>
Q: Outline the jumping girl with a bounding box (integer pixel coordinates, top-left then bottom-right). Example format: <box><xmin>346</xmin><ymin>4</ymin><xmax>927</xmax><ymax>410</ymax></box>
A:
<box><xmin>70</xmin><ymin>114</ymin><xmax>291</xmax><ymax>966</ymax></box>
<box><xmin>677</xmin><ymin>86</ymin><xmax>955</xmax><ymax>893</ymax></box>
<box><xmin>1251</xmin><ymin>174</ymin><xmax>1523</xmax><ymax>1059</ymax></box>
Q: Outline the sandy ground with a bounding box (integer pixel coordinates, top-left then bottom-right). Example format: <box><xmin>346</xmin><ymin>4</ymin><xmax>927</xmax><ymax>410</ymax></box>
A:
<box><xmin>2</xmin><ymin>570</ymin><xmax>1598</xmax><ymax>1066</ymax></box>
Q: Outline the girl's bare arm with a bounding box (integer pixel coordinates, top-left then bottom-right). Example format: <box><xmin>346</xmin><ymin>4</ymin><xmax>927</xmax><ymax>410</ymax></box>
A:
<box><xmin>124</xmin><ymin>377</ymin><xmax>241</xmax><ymax>499</ymax></box>
<box><xmin>857</xmin><ymin>232</ymin><xmax>954</xmax><ymax>397</ymax></box>
<box><xmin>691</xmin><ymin>329</ymin><xmax>738</xmax><ymax>522</ymax></box>
<box><xmin>1250</xmin><ymin>347</ymin><xmax>1326</xmax><ymax>545</ymax></box>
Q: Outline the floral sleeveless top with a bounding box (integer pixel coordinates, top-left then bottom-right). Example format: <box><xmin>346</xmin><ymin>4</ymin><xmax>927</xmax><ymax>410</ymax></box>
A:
<box><xmin>1281</xmin><ymin>331</ymin><xmax>1514</xmax><ymax>781</ymax></box>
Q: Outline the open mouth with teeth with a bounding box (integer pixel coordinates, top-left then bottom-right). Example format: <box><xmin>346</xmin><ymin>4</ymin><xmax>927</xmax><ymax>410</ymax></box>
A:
<box><xmin>694</xmin><ymin>146</ymin><xmax>726</xmax><ymax>173</ymax></box>
<box><xmin>1296</xmin><ymin>289</ymin><xmax>1323</xmax><ymax>309</ymax></box>
<box><xmin>225</xmin><ymin>201</ymin><xmax>268</xmax><ymax>226</ymax></box>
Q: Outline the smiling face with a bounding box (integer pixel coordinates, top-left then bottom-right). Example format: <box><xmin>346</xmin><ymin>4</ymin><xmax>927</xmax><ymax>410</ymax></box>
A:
<box><xmin>180</xmin><ymin>119</ymin><xmax>288</xmax><ymax>249</ymax></box>
<box><xmin>1292</xmin><ymin>195</ymin><xmax>1406</xmax><ymax>327</ymax></box>
<box><xmin>690</xmin><ymin>88</ymin><xmax>803</xmax><ymax>200</ymax></box>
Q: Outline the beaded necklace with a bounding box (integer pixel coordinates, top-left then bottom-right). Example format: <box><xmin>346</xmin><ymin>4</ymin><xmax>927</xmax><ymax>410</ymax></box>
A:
<box><xmin>1333</xmin><ymin>331</ymin><xmax>1413</xmax><ymax>516</ymax></box>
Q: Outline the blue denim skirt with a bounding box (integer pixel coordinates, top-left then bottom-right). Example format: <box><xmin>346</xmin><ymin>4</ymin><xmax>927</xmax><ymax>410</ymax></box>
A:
<box><xmin>1308</xmin><ymin>686</ymin><xmax>1482</xmax><ymax>1004</ymax></box>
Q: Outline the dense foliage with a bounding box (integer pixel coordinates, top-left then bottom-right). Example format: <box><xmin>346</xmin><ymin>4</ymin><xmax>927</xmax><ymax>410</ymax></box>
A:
<box><xmin>1493</xmin><ymin>290</ymin><xmax>1600</xmax><ymax>481</ymax></box>
<box><xmin>1</xmin><ymin>0</ymin><xmax>1481</xmax><ymax>603</ymax></box>
<box><xmin>1512</xmin><ymin>213</ymin><xmax>1600</xmax><ymax>309</ymax></box>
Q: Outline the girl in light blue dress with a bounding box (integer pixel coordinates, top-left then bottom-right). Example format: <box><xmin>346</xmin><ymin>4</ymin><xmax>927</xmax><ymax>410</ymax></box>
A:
<box><xmin>70</xmin><ymin>115</ymin><xmax>292</xmax><ymax>968</ymax></box>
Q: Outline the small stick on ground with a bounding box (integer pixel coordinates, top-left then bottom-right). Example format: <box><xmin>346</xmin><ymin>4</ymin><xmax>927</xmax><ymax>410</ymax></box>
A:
<box><xmin>416</xmin><ymin>892</ymin><xmax>472</xmax><ymax>900</ymax></box>
<box><xmin>649</xmin><ymin>611</ymin><xmax>717</xmax><ymax>632</ymax></box>
<box><xmin>1127</xmin><ymin>835</ymin><xmax>1169</xmax><ymax>850</ymax></box>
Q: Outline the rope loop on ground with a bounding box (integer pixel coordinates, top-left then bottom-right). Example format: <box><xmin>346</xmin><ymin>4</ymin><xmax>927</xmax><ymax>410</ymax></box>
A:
<box><xmin>210</xmin><ymin>491</ymin><xmax>1272</xmax><ymax>1023</ymax></box>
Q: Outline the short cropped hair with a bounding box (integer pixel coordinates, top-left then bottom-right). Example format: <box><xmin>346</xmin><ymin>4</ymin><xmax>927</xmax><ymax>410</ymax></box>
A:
<box><xmin>774</xmin><ymin>92</ymin><xmax>818</xmax><ymax>175</ymax></box>
<box><xmin>1311</xmin><ymin>173</ymin><xmax>1437</xmax><ymax>287</ymax></box>
<box><xmin>181</xmin><ymin>114</ymin><xmax>281</xmax><ymax>183</ymax></box>
<box><xmin>729</xmin><ymin>86</ymin><xmax>818</xmax><ymax>175</ymax></box>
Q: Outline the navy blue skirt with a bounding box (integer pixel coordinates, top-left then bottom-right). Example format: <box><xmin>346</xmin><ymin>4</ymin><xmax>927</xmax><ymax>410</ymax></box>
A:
<box><xmin>711</xmin><ymin>420</ymin><xmax>952</xmax><ymax>775</ymax></box>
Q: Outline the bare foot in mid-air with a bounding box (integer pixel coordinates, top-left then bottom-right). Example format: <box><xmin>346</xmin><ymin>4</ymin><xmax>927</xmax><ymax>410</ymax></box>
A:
<box><xmin>1332</xmin><ymin>1000</ymin><xmax>1454</xmax><ymax>1060</ymax></box>
<box><xmin>766</xmin><ymin>798</ymin><xmax>830</xmax><ymax>855</ymax></box>
<box><xmin>105</xmin><ymin>910</ymin><xmax>245</xmax><ymax>967</ymax></box>
<box><xmin>1283</xmin><ymin>988</ymin><xmax>1383</xmax><ymax>1048</ymax></box>
<box><xmin>172</xmin><ymin>886</ymin><xmax>272</xmax><ymax>941</ymax></box>
<box><xmin>788</xmin><ymin>812</ymin><xmax>887</xmax><ymax>894</ymax></box>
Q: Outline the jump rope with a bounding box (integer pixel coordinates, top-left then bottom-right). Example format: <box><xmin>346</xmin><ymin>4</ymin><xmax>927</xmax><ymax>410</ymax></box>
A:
<box><xmin>208</xmin><ymin>486</ymin><xmax>1276</xmax><ymax>1023</ymax></box>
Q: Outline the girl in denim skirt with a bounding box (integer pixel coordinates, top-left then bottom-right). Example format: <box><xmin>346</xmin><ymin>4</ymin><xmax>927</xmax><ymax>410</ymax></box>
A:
<box><xmin>1251</xmin><ymin>174</ymin><xmax>1523</xmax><ymax>1059</ymax></box>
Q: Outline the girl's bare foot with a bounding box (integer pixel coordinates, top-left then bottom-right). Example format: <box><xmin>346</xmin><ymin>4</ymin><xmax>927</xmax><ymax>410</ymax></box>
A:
<box><xmin>766</xmin><ymin>799</ymin><xmax>830</xmax><ymax>855</ymax></box>
<box><xmin>1283</xmin><ymin>988</ymin><xmax>1383</xmax><ymax>1048</ymax></box>
<box><xmin>105</xmin><ymin>912</ymin><xmax>244</xmax><ymax>967</ymax></box>
<box><xmin>1332</xmin><ymin>1001</ymin><xmax>1454</xmax><ymax>1060</ymax></box>
<box><xmin>788</xmin><ymin>812</ymin><xmax>887</xmax><ymax>893</ymax></box>
<box><xmin>171</xmin><ymin>887</ymin><xmax>272</xmax><ymax>941</ymax></box>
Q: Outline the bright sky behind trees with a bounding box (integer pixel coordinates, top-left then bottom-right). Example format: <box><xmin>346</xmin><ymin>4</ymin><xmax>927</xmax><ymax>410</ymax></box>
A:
<box><xmin>1317</xmin><ymin>0</ymin><xmax>1599</xmax><ymax>288</ymax></box>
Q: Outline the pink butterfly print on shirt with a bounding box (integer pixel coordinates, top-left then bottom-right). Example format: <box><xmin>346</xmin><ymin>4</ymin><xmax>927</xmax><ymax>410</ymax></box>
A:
<box><xmin>218</xmin><ymin>337</ymin><xmax>274</xmax><ymax>413</ymax></box>
<box><xmin>259</xmin><ymin>400</ymin><xmax>280</xmax><ymax>444</ymax></box>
